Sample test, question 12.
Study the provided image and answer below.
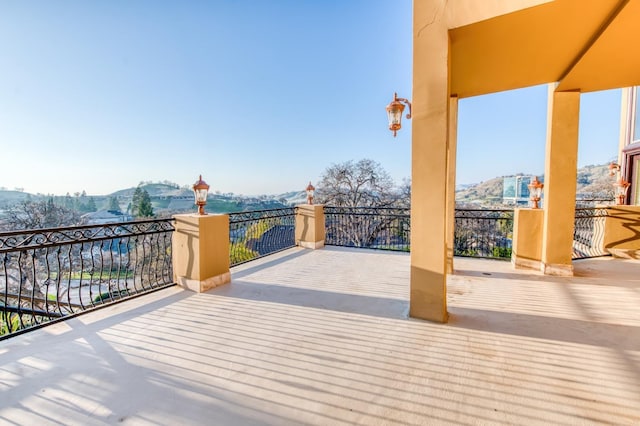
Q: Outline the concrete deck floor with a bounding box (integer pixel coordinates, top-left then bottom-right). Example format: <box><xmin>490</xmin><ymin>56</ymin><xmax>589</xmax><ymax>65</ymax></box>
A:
<box><xmin>1</xmin><ymin>246</ymin><xmax>639</xmax><ymax>425</ymax></box>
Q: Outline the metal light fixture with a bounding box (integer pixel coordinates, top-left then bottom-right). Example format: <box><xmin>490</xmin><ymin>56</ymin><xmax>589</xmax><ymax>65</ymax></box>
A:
<box><xmin>386</xmin><ymin>92</ymin><xmax>412</xmax><ymax>137</ymax></box>
<box><xmin>306</xmin><ymin>182</ymin><xmax>315</xmax><ymax>205</ymax></box>
<box><xmin>614</xmin><ymin>178</ymin><xmax>630</xmax><ymax>205</ymax></box>
<box><xmin>608</xmin><ymin>162</ymin><xmax>621</xmax><ymax>177</ymax></box>
<box><xmin>609</xmin><ymin>162</ymin><xmax>630</xmax><ymax>205</ymax></box>
<box><xmin>527</xmin><ymin>176</ymin><xmax>544</xmax><ymax>209</ymax></box>
<box><xmin>192</xmin><ymin>175</ymin><xmax>210</xmax><ymax>215</ymax></box>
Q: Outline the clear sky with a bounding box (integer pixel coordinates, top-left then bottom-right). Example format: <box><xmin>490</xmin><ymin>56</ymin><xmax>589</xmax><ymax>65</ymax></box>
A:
<box><xmin>0</xmin><ymin>1</ymin><xmax>621</xmax><ymax>196</ymax></box>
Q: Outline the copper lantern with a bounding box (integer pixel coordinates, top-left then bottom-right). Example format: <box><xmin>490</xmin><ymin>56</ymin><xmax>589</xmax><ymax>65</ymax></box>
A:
<box><xmin>386</xmin><ymin>92</ymin><xmax>412</xmax><ymax>137</ymax></box>
<box><xmin>527</xmin><ymin>176</ymin><xmax>544</xmax><ymax>209</ymax></box>
<box><xmin>306</xmin><ymin>182</ymin><xmax>315</xmax><ymax>205</ymax></box>
<box><xmin>192</xmin><ymin>175</ymin><xmax>210</xmax><ymax>215</ymax></box>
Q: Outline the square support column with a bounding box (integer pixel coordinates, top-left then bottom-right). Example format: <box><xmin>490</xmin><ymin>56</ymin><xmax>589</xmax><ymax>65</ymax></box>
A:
<box><xmin>511</xmin><ymin>208</ymin><xmax>544</xmax><ymax>270</ymax></box>
<box><xmin>295</xmin><ymin>205</ymin><xmax>325</xmax><ymax>249</ymax></box>
<box><xmin>541</xmin><ymin>87</ymin><xmax>580</xmax><ymax>276</ymax></box>
<box><xmin>410</xmin><ymin>2</ymin><xmax>450</xmax><ymax>323</ymax></box>
<box><xmin>172</xmin><ymin>214</ymin><xmax>231</xmax><ymax>292</ymax></box>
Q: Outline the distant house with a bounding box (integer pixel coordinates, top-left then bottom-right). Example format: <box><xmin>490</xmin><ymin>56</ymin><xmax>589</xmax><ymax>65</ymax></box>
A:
<box><xmin>81</xmin><ymin>210</ymin><xmax>133</xmax><ymax>225</ymax></box>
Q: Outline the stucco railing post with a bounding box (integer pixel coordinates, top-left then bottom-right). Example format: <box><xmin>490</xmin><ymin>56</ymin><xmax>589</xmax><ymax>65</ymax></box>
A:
<box><xmin>511</xmin><ymin>208</ymin><xmax>544</xmax><ymax>270</ymax></box>
<box><xmin>295</xmin><ymin>205</ymin><xmax>325</xmax><ymax>249</ymax></box>
<box><xmin>172</xmin><ymin>213</ymin><xmax>231</xmax><ymax>292</ymax></box>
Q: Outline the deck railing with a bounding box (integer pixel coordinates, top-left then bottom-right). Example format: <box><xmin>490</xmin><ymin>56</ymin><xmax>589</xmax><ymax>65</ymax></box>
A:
<box><xmin>324</xmin><ymin>207</ymin><xmax>514</xmax><ymax>259</ymax></box>
<box><xmin>573</xmin><ymin>207</ymin><xmax>609</xmax><ymax>259</ymax></box>
<box><xmin>324</xmin><ymin>206</ymin><xmax>411</xmax><ymax>251</ymax></box>
<box><xmin>454</xmin><ymin>209</ymin><xmax>514</xmax><ymax>259</ymax></box>
<box><xmin>228</xmin><ymin>208</ymin><xmax>296</xmax><ymax>266</ymax></box>
<box><xmin>0</xmin><ymin>219</ymin><xmax>175</xmax><ymax>339</ymax></box>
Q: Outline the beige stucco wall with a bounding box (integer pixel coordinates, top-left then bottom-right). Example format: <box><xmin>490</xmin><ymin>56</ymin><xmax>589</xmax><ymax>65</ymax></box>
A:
<box><xmin>172</xmin><ymin>214</ymin><xmax>231</xmax><ymax>292</ymax></box>
<box><xmin>512</xmin><ymin>208</ymin><xmax>544</xmax><ymax>269</ymax></box>
<box><xmin>295</xmin><ymin>205</ymin><xmax>325</xmax><ymax>249</ymax></box>
<box><xmin>411</xmin><ymin>0</ymin><xmax>546</xmax><ymax>322</ymax></box>
<box><xmin>603</xmin><ymin>205</ymin><xmax>640</xmax><ymax>257</ymax></box>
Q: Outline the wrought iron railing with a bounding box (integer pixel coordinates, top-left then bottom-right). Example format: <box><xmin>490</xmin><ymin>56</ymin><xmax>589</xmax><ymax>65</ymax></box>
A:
<box><xmin>0</xmin><ymin>219</ymin><xmax>175</xmax><ymax>339</ymax></box>
<box><xmin>324</xmin><ymin>207</ymin><xmax>410</xmax><ymax>251</ymax></box>
<box><xmin>229</xmin><ymin>208</ymin><xmax>296</xmax><ymax>266</ymax></box>
<box><xmin>454</xmin><ymin>209</ymin><xmax>514</xmax><ymax>259</ymax></box>
<box><xmin>324</xmin><ymin>207</ymin><xmax>514</xmax><ymax>259</ymax></box>
<box><xmin>573</xmin><ymin>207</ymin><xmax>608</xmax><ymax>259</ymax></box>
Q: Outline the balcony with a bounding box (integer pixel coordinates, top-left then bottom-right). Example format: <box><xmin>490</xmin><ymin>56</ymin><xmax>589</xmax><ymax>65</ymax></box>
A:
<box><xmin>2</xmin><ymin>244</ymin><xmax>640</xmax><ymax>424</ymax></box>
<box><xmin>2</xmin><ymin>206</ymin><xmax>640</xmax><ymax>424</ymax></box>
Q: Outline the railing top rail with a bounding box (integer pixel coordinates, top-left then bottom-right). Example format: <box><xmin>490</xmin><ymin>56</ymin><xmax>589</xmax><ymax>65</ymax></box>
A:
<box><xmin>228</xmin><ymin>207</ymin><xmax>296</xmax><ymax>223</ymax></box>
<box><xmin>0</xmin><ymin>218</ymin><xmax>175</xmax><ymax>238</ymax></box>
<box><xmin>0</xmin><ymin>219</ymin><xmax>175</xmax><ymax>253</ymax></box>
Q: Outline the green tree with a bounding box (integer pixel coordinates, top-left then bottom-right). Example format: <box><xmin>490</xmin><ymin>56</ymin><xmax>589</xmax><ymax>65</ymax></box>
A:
<box><xmin>86</xmin><ymin>197</ymin><xmax>97</xmax><ymax>212</ymax></box>
<box><xmin>131</xmin><ymin>187</ymin><xmax>154</xmax><ymax>218</ymax></box>
<box><xmin>108</xmin><ymin>196</ymin><xmax>120</xmax><ymax>212</ymax></box>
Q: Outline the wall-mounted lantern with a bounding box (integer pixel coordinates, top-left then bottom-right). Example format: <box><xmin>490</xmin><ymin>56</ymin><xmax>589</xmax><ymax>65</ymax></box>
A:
<box><xmin>609</xmin><ymin>162</ymin><xmax>630</xmax><ymax>205</ymax></box>
<box><xmin>192</xmin><ymin>175</ymin><xmax>210</xmax><ymax>215</ymax></box>
<box><xmin>614</xmin><ymin>178</ymin><xmax>630</xmax><ymax>205</ymax></box>
<box><xmin>386</xmin><ymin>92</ymin><xmax>412</xmax><ymax>137</ymax></box>
<box><xmin>527</xmin><ymin>176</ymin><xmax>544</xmax><ymax>209</ymax></box>
<box><xmin>608</xmin><ymin>162</ymin><xmax>621</xmax><ymax>177</ymax></box>
<box><xmin>306</xmin><ymin>182</ymin><xmax>315</xmax><ymax>205</ymax></box>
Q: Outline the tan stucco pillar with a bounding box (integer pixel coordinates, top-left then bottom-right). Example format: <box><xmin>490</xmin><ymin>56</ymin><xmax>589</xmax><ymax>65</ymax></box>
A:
<box><xmin>295</xmin><ymin>205</ymin><xmax>325</xmax><ymax>249</ymax></box>
<box><xmin>511</xmin><ymin>208</ymin><xmax>544</xmax><ymax>270</ymax></box>
<box><xmin>446</xmin><ymin>96</ymin><xmax>459</xmax><ymax>274</ymax></box>
<box><xmin>410</xmin><ymin>1</ymin><xmax>449</xmax><ymax>323</ymax></box>
<box><xmin>541</xmin><ymin>86</ymin><xmax>581</xmax><ymax>276</ymax></box>
<box><xmin>172</xmin><ymin>214</ymin><xmax>231</xmax><ymax>292</ymax></box>
<box><xmin>603</xmin><ymin>205</ymin><xmax>640</xmax><ymax>258</ymax></box>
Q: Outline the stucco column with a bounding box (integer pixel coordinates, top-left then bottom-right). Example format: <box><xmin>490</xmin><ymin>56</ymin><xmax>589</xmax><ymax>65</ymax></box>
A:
<box><xmin>446</xmin><ymin>96</ymin><xmax>459</xmax><ymax>274</ymax></box>
<box><xmin>541</xmin><ymin>86</ymin><xmax>581</xmax><ymax>276</ymax></box>
<box><xmin>410</xmin><ymin>2</ymin><xmax>449</xmax><ymax>323</ymax></box>
<box><xmin>295</xmin><ymin>205</ymin><xmax>325</xmax><ymax>249</ymax></box>
<box><xmin>511</xmin><ymin>208</ymin><xmax>544</xmax><ymax>270</ymax></box>
<box><xmin>172</xmin><ymin>213</ymin><xmax>231</xmax><ymax>292</ymax></box>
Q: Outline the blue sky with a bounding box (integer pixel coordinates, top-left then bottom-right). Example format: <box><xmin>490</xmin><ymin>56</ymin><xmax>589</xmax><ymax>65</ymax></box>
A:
<box><xmin>0</xmin><ymin>1</ymin><xmax>621</xmax><ymax>196</ymax></box>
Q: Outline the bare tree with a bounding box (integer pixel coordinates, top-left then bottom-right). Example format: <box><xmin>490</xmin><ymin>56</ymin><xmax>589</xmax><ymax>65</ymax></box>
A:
<box><xmin>317</xmin><ymin>159</ymin><xmax>410</xmax><ymax>248</ymax></box>
<box><xmin>1</xmin><ymin>198</ymin><xmax>83</xmax><ymax>231</ymax></box>
<box><xmin>316</xmin><ymin>159</ymin><xmax>404</xmax><ymax>207</ymax></box>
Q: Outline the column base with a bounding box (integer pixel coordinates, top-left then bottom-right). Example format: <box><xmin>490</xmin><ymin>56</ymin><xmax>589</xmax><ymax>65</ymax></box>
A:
<box><xmin>540</xmin><ymin>262</ymin><xmax>573</xmax><ymax>276</ymax></box>
<box><xmin>512</xmin><ymin>256</ymin><xmax>541</xmax><ymax>271</ymax></box>
<box><xmin>299</xmin><ymin>240</ymin><xmax>325</xmax><ymax>249</ymax></box>
<box><xmin>177</xmin><ymin>272</ymin><xmax>231</xmax><ymax>293</ymax></box>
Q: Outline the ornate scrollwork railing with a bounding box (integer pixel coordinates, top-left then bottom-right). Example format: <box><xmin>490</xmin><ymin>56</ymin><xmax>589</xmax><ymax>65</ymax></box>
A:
<box><xmin>324</xmin><ymin>206</ymin><xmax>411</xmax><ymax>251</ymax></box>
<box><xmin>1</xmin><ymin>219</ymin><xmax>175</xmax><ymax>339</ymax></box>
<box><xmin>454</xmin><ymin>209</ymin><xmax>514</xmax><ymax>259</ymax></box>
<box><xmin>228</xmin><ymin>208</ymin><xmax>296</xmax><ymax>266</ymax></box>
<box><xmin>573</xmin><ymin>208</ymin><xmax>608</xmax><ymax>259</ymax></box>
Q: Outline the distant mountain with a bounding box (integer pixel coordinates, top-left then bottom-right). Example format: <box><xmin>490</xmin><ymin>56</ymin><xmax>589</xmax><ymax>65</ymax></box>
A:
<box><xmin>456</xmin><ymin>163</ymin><xmax>615</xmax><ymax>206</ymax></box>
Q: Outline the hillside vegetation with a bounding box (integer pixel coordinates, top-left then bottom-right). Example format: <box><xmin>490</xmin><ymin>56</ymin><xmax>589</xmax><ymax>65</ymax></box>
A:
<box><xmin>456</xmin><ymin>163</ymin><xmax>615</xmax><ymax>206</ymax></box>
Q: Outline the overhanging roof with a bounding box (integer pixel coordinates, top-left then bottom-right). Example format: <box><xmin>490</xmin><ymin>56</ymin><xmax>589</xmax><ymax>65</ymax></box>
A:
<box><xmin>449</xmin><ymin>0</ymin><xmax>640</xmax><ymax>98</ymax></box>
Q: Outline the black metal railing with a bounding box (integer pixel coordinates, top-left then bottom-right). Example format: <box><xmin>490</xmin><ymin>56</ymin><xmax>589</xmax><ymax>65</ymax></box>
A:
<box><xmin>454</xmin><ymin>209</ymin><xmax>514</xmax><ymax>259</ymax></box>
<box><xmin>1</xmin><ymin>219</ymin><xmax>175</xmax><ymax>339</ymax></box>
<box><xmin>324</xmin><ymin>207</ymin><xmax>514</xmax><ymax>259</ymax></box>
<box><xmin>573</xmin><ymin>207</ymin><xmax>609</xmax><ymax>259</ymax></box>
<box><xmin>229</xmin><ymin>208</ymin><xmax>296</xmax><ymax>266</ymax></box>
<box><xmin>324</xmin><ymin>207</ymin><xmax>410</xmax><ymax>251</ymax></box>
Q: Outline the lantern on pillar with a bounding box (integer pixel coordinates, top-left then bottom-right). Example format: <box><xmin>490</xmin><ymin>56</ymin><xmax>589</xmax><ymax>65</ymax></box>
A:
<box><xmin>386</xmin><ymin>92</ymin><xmax>412</xmax><ymax>137</ymax></box>
<box><xmin>614</xmin><ymin>178</ymin><xmax>630</xmax><ymax>205</ymax></box>
<box><xmin>306</xmin><ymin>182</ymin><xmax>315</xmax><ymax>205</ymax></box>
<box><xmin>527</xmin><ymin>176</ymin><xmax>544</xmax><ymax>209</ymax></box>
<box><xmin>192</xmin><ymin>175</ymin><xmax>210</xmax><ymax>215</ymax></box>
